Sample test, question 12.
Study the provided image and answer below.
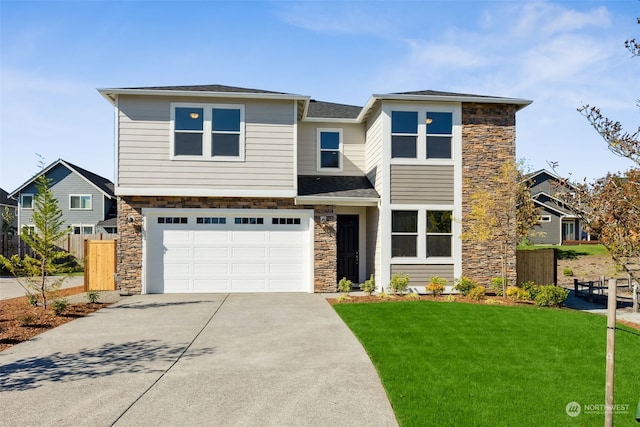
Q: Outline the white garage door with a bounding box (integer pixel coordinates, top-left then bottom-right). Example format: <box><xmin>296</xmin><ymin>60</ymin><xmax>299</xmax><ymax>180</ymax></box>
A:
<box><xmin>144</xmin><ymin>209</ymin><xmax>313</xmax><ymax>293</ymax></box>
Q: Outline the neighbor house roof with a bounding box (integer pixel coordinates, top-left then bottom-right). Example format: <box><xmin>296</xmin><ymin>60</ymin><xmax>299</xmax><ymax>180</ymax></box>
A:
<box><xmin>0</xmin><ymin>188</ymin><xmax>17</xmax><ymax>207</ymax></box>
<box><xmin>9</xmin><ymin>159</ymin><xmax>115</xmax><ymax>200</ymax></box>
<box><xmin>296</xmin><ymin>176</ymin><xmax>379</xmax><ymax>206</ymax></box>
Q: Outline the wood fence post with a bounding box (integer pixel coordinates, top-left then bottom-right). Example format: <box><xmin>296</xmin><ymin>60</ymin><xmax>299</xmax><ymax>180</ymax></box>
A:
<box><xmin>604</xmin><ymin>278</ymin><xmax>616</xmax><ymax>427</ymax></box>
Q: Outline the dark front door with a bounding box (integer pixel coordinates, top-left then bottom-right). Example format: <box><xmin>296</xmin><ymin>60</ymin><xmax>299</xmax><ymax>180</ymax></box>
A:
<box><xmin>337</xmin><ymin>215</ymin><xmax>359</xmax><ymax>283</ymax></box>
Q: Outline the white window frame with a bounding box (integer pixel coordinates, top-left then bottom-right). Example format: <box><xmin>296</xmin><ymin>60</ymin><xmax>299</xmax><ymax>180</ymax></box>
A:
<box><xmin>425</xmin><ymin>210</ymin><xmax>453</xmax><ymax>258</ymax></box>
<box><xmin>391</xmin><ymin>210</ymin><xmax>419</xmax><ymax>258</ymax></box>
<box><xmin>170</xmin><ymin>102</ymin><xmax>245</xmax><ymax>162</ymax></box>
<box><xmin>316</xmin><ymin>128</ymin><xmax>343</xmax><ymax>172</ymax></box>
<box><xmin>390</xmin><ymin>205</ymin><xmax>455</xmax><ymax>263</ymax></box>
<box><xmin>72</xmin><ymin>225</ymin><xmax>95</xmax><ymax>235</ymax></box>
<box><xmin>22</xmin><ymin>224</ymin><xmax>36</xmax><ymax>235</ymax></box>
<box><xmin>21</xmin><ymin>194</ymin><xmax>34</xmax><ymax>209</ymax></box>
<box><xmin>388</xmin><ymin>104</ymin><xmax>458</xmax><ymax>165</ymax></box>
<box><xmin>69</xmin><ymin>194</ymin><xmax>92</xmax><ymax>210</ymax></box>
<box><xmin>538</xmin><ymin>215</ymin><xmax>552</xmax><ymax>223</ymax></box>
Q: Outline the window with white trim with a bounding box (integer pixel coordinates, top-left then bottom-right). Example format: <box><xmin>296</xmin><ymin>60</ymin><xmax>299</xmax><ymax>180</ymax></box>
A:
<box><xmin>22</xmin><ymin>225</ymin><xmax>35</xmax><ymax>235</ymax></box>
<box><xmin>22</xmin><ymin>194</ymin><xmax>34</xmax><ymax>209</ymax></box>
<box><xmin>392</xmin><ymin>210</ymin><xmax>418</xmax><ymax>257</ymax></box>
<box><xmin>391</xmin><ymin>109</ymin><xmax>454</xmax><ymax>160</ymax></box>
<box><xmin>171</xmin><ymin>103</ymin><xmax>245</xmax><ymax>160</ymax></box>
<box><xmin>426</xmin><ymin>210</ymin><xmax>452</xmax><ymax>257</ymax></box>
<box><xmin>72</xmin><ymin>225</ymin><xmax>94</xmax><ymax>235</ymax></box>
<box><xmin>317</xmin><ymin>129</ymin><xmax>343</xmax><ymax>171</ymax></box>
<box><xmin>538</xmin><ymin>215</ymin><xmax>552</xmax><ymax>223</ymax></box>
<box><xmin>70</xmin><ymin>195</ymin><xmax>92</xmax><ymax>210</ymax></box>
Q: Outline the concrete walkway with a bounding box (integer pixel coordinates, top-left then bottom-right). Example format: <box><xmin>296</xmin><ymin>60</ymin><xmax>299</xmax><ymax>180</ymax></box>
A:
<box><xmin>0</xmin><ymin>275</ymin><xmax>85</xmax><ymax>300</ymax></box>
<box><xmin>0</xmin><ymin>294</ymin><xmax>398</xmax><ymax>427</ymax></box>
<box><xmin>563</xmin><ymin>289</ymin><xmax>640</xmax><ymax>326</ymax></box>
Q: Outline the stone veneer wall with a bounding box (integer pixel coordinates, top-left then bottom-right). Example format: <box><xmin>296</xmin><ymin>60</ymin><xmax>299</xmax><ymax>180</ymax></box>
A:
<box><xmin>116</xmin><ymin>196</ymin><xmax>337</xmax><ymax>294</ymax></box>
<box><xmin>461</xmin><ymin>103</ymin><xmax>518</xmax><ymax>286</ymax></box>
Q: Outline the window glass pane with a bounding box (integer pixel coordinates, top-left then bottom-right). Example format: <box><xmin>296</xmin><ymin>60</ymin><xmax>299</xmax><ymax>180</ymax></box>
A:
<box><xmin>426</xmin><ymin>136</ymin><xmax>452</xmax><ymax>159</ymax></box>
<box><xmin>320</xmin><ymin>151</ymin><xmax>339</xmax><ymax>168</ymax></box>
<box><xmin>392</xmin><ymin>211</ymin><xmax>417</xmax><ymax>233</ymax></box>
<box><xmin>392</xmin><ymin>111</ymin><xmax>418</xmax><ymax>134</ymax></box>
<box><xmin>392</xmin><ymin>235</ymin><xmax>417</xmax><ymax>257</ymax></box>
<box><xmin>212</xmin><ymin>134</ymin><xmax>240</xmax><ymax>156</ymax></box>
<box><xmin>81</xmin><ymin>196</ymin><xmax>91</xmax><ymax>209</ymax></box>
<box><xmin>427</xmin><ymin>211</ymin><xmax>452</xmax><ymax>233</ymax></box>
<box><xmin>71</xmin><ymin>197</ymin><xmax>80</xmax><ymax>209</ymax></box>
<box><xmin>22</xmin><ymin>195</ymin><xmax>33</xmax><ymax>209</ymax></box>
<box><xmin>392</xmin><ymin>135</ymin><xmax>417</xmax><ymax>158</ymax></box>
<box><xmin>175</xmin><ymin>108</ymin><xmax>203</xmax><ymax>130</ymax></box>
<box><xmin>427</xmin><ymin>235</ymin><xmax>452</xmax><ymax>257</ymax></box>
<box><xmin>83</xmin><ymin>226</ymin><xmax>94</xmax><ymax>234</ymax></box>
<box><xmin>426</xmin><ymin>112</ymin><xmax>452</xmax><ymax>135</ymax></box>
<box><xmin>175</xmin><ymin>133</ymin><xmax>203</xmax><ymax>155</ymax></box>
<box><xmin>320</xmin><ymin>132</ymin><xmax>340</xmax><ymax>150</ymax></box>
<box><xmin>212</xmin><ymin>108</ymin><xmax>240</xmax><ymax>132</ymax></box>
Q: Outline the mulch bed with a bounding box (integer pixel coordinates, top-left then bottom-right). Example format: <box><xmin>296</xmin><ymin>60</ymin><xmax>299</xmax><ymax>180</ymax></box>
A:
<box><xmin>0</xmin><ymin>286</ymin><xmax>113</xmax><ymax>352</ymax></box>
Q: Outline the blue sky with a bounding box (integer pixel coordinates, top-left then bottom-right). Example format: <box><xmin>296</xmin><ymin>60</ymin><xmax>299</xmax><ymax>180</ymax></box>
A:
<box><xmin>1</xmin><ymin>0</ymin><xmax>638</xmax><ymax>192</ymax></box>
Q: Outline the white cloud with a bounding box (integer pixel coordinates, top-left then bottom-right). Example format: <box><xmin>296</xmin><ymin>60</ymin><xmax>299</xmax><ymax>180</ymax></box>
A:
<box><xmin>510</xmin><ymin>2</ymin><xmax>611</xmax><ymax>38</ymax></box>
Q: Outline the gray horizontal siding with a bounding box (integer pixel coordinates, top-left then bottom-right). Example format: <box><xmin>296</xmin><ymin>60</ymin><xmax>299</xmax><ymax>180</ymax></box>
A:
<box><xmin>390</xmin><ymin>165</ymin><xmax>454</xmax><ymax>204</ymax></box>
<box><xmin>390</xmin><ymin>264</ymin><xmax>454</xmax><ymax>285</ymax></box>
<box><xmin>117</xmin><ymin>96</ymin><xmax>296</xmax><ymax>191</ymax></box>
<box><xmin>529</xmin><ymin>208</ymin><xmax>561</xmax><ymax>245</ymax></box>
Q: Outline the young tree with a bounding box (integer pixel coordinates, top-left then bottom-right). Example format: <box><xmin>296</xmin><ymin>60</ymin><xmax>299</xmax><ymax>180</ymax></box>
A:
<box><xmin>0</xmin><ymin>174</ymin><xmax>72</xmax><ymax>308</ymax></box>
<box><xmin>461</xmin><ymin>159</ymin><xmax>539</xmax><ymax>294</ymax></box>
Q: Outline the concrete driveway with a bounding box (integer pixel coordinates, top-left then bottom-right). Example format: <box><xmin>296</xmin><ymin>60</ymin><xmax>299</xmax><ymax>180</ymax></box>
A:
<box><xmin>0</xmin><ymin>293</ymin><xmax>398</xmax><ymax>427</ymax></box>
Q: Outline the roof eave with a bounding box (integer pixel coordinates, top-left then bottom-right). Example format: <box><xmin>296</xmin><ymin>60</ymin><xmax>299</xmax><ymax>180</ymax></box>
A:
<box><xmin>98</xmin><ymin>88</ymin><xmax>310</xmax><ymax>105</ymax></box>
<box><xmin>294</xmin><ymin>196</ymin><xmax>379</xmax><ymax>206</ymax></box>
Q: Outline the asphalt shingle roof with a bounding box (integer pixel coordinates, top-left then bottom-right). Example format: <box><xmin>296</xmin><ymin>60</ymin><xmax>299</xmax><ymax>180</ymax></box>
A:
<box><xmin>306</xmin><ymin>100</ymin><xmax>362</xmax><ymax>119</ymax></box>
<box><xmin>298</xmin><ymin>176</ymin><xmax>379</xmax><ymax>199</ymax></box>
<box><xmin>0</xmin><ymin>188</ymin><xmax>17</xmax><ymax>206</ymax></box>
<box><xmin>120</xmin><ymin>84</ymin><xmax>293</xmax><ymax>95</ymax></box>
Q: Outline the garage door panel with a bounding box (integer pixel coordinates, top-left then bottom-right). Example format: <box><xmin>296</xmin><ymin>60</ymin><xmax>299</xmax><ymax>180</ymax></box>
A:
<box><xmin>146</xmin><ymin>210</ymin><xmax>311</xmax><ymax>293</ymax></box>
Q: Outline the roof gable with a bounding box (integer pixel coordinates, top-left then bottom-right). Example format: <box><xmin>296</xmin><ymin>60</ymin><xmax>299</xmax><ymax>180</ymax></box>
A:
<box><xmin>1</xmin><ymin>188</ymin><xmax>17</xmax><ymax>206</ymax></box>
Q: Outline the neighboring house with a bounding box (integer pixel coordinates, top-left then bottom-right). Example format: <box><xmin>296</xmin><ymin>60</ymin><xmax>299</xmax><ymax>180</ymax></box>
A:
<box><xmin>99</xmin><ymin>84</ymin><xmax>531</xmax><ymax>295</ymax></box>
<box><xmin>524</xmin><ymin>169</ymin><xmax>588</xmax><ymax>245</ymax></box>
<box><xmin>1</xmin><ymin>187</ymin><xmax>18</xmax><ymax>232</ymax></box>
<box><xmin>9</xmin><ymin>159</ymin><xmax>117</xmax><ymax>236</ymax></box>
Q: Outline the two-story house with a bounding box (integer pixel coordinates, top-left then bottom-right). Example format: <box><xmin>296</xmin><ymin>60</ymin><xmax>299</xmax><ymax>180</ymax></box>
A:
<box><xmin>10</xmin><ymin>159</ymin><xmax>117</xmax><ymax>236</ymax></box>
<box><xmin>99</xmin><ymin>84</ymin><xmax>531</xmax><ymax>294</ymax></box>
<box><xmin>524</xmin><ymin>169</ymin><xmax>588</xmax><ymax>245</ymax></box>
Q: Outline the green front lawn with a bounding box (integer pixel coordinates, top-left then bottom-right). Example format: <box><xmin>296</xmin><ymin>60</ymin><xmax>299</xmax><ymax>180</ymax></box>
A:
<box><xmin>518</xmin><ymin>244</ymin><xmax>608</xmax><ymax>258</ymax></box>
<box><xmin>334</xmin><ymin>301</ymin><xmax>639</xmax><ymax>426</ymax></box>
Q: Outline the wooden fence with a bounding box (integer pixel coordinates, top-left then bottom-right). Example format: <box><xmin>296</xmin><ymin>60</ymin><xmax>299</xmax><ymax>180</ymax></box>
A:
<box><xmin>574</xmin><ymin>277</ymin><xmax>639</xmax><ymax>312</ymax></box>
<box><xmin>516</xmin><ymin>249</ymin><xmax>557</xmax><ymax>286</ymax></box>
<box><xmin>1</xmin><ymin>232</ymin><xmax>117</xmax><ymax>262</ymax></box>
<box><xmin>84</xmin><ymin>239</ymin><xmax>117</xmax><ymax>291</ymax></box>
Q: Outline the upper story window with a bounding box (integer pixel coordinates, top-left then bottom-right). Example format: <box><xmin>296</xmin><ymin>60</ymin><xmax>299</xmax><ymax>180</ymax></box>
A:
<box><xmin>171</xmin><ymin>103</ymin><xmax>245</xmax><ymax>161</ymax></box>
<box><xmin>70</xmin><ymin>195</ymin><xmax>92</xmax><ymax>210</ymax></box>
<box><xmin>317</xmin><ymin>129</ymin><xmax>342</xmax><ymax>171</ymax></box>
<box><xmin>21</xmin><ymin>194</ymin><xmax>34</xmax><ymax>209</ymax></box>
<box><xmin>391</xmin><ymin>110</ymin><xmax>454</xmax><ymax>160</ymax></box>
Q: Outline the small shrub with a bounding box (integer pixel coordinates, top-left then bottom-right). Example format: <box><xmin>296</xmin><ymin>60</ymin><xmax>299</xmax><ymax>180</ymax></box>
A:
<box><xmin>406</xmin><ymin>292</ymin><xmax>420</xmax><ymax>300</ymax></box>
<box><xmin>520</xmin><ymin>281</ymin><xmax>540</xmax><ymax>301</ymax></box>
<box><xmin>18</xmin><ymin>314</ymin><xmax>36</xmax><ymax>327</ymax></box>
<box><xmin>563</xmin><ymin>268</ymin><xmax>574</xmax><ymax>277</ymax></box>
<box><xmin>378</xmin><ymin>291</ymin><xmax>390</xmax><ymax>299</ymax></box>
<box><xmin>506</xmin><ymin>286</ymin><xmax>530</xmax><ymax>301</ymax></box>
<box><xmin>336</xmin><ymin>294</ymin><xmax>351</xmax><ymax>303</ymax></box>
<box><xmin>454</xmin><ymin>276</ymin><xmax>477</xmax><ymax>296</ymax></box>
<box><xmin>338</xmin><ymin>277</ymin><xmax>353</xmax><ymax>294</ymax></box>
<box><xmin>534</xmin><ymin>285</ymin><xmax>569</xmax><ymax>307</ymax></box>
<box><xmin>469</xmin><ymin>286</ymin><xmax>486</xmax><ymax>301</ymax></box>
<box><xmin>359</xmin><ymin>274</ymin><xmax>376</xmax><ymax>295</ymax></box>
<box><xmin>445</xmin><ymin>294</ymin><xmax>457</xmax><ymax>302</ymax></box>
<box><xmin>485</xmin><ymin>298</ymin><xmax>504</xmax><ymax>305</ymax></box>
<box><xmin>389</xmin><ymin>273</ymin><xmax>410</xmax><ymax>295</ymax></box>
<box><xmin>426</xmin><ymin>276</ymin><xmax>447</xmax><ymax>296</ymax></box>
<box><xmin>490</xmin><ymin>277</ymin><xmax>504</xmax><ymax>296</ymax></box>
<box><xmin>25</xmin><ymin>293</ymin><xmax>38</xmax><ymax>307</ymax></box>
<box><xmin>51</xmin><ymin>298</ymin><xmax>68</xmax><ymax>316</ymax></box>
<box><xmin>86</xmin><ymin>291</ymin><xmax>100</xmax><ymax>304</ymax></box>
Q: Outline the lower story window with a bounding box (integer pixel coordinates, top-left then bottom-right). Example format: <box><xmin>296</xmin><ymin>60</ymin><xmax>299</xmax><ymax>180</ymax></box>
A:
<box><xmin>426</xmin><ymin>210</ymin><xmax>452</xmax><ymax>257</ymax></box>
<box><xmin>73</xmin><ymin>225</ymin><xmax>95</xmax><ymax>235</ymax></box>
<box><xmin>392</xmin><ymin>210</ymin><xmax>417</xmax><ymax>257</ymax></box>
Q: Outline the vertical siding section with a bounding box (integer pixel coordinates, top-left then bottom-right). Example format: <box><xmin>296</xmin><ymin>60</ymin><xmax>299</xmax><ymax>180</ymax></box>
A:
<box><xmin>365</xmin><ymin>106</ymin><xmax>383</xmax><ymax>195</ymax></box>
<box><xmin>366</xmin><ymin>206</ymin><xmax>379</xmax><ymax>281</ymax></box>
<box><xmin>390</xmin><ymin>165</ymin><xmax>454</xmax><ymax>204</ymax></box>
<box><xmin>297</xmin><ymin>122</ymin><xmax>366</xmax><ymax>175</ymax></box>
<box><xmin>117</xmin><ymin>96</ymin><xmax>296</xmax><ymax>191</ymax></box>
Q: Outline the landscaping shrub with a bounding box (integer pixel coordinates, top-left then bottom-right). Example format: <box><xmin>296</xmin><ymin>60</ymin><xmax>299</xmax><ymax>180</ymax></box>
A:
<box><xmin>18</xmin><ymin>314</ymin><xmax>36</xmax><ymax>326</ymax></box>
<box><xmin>506</xmin><ymin>286</ymin><xmax>531</xmax><ymax>301</ymax></box>
<box><xmin>490</xmin><ymin>277</ymin><xmax>504</xmax><ymax>296</ymax></box>
<box><xmin>563</xmin><ymin>268</ymin><xmax>574</xmax><ymax>277</ymax></box>
<box><xmin>86</xmin><ymin>291</ymin><xmax>100</xmax><ymax>304</ymax></box>
<box><xmin>485</xmin><ymin>298</ymin><xmax>504</xmax><ymax>305</ymax></box>
<box><xmin>521</xmin><ymin>281</ymin><xmax>541</xmax><ymax>300</ymax></box>
<box><xmin>25</xmin><ymin>293</ymin><xmax>38</xmax><ymax>307</ymax></box>
<box><xmin>425</xmin><ymin>276</ymin><xmax>447</xmax><ymax>296</ymax></box>
<box><xmin>338</xmin><ymin>277</ymin><xmax>353</xmax><ymax>294</ymax></box>
<box><xmin>406</xmin><ymin>293</ymin><xmax>420</xmax><ymax>300</ymax></box>
<box><xmin>469</xmin><ymin>286</ymin><xmax>486</xmax><ymax>301</ymax></box>
<box><xmin>336</xmin><ymin>294</ymin><xmax>351</xmax><ymax>303</ymax></box>
<box><xmin>445</xmin><ymin>294</ymin><xmax>457</xmax><ymax>302</ymax></box>
<box><xmin>534</xmin><ymin>286</ymin><xmax>569</xmax><ymax>307</ymax></box>
<box><xmin>51</xmin><ymin>298</ymin><xmax>68</xmax><ymax>316</ymax></box>
<box><xmin>389</xmin><ymin>273</ymin><xmax>410</xmax><ymax>295</ymax></box>
<box><xmin>359</xmin><ymin>274</ymin><xmax>376</xmax><ymax>295</ymax></box>
<box><xmin>454</xmin><ymin>276</ymin><xmax>477</xmax><ymax>296</ymax></box>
